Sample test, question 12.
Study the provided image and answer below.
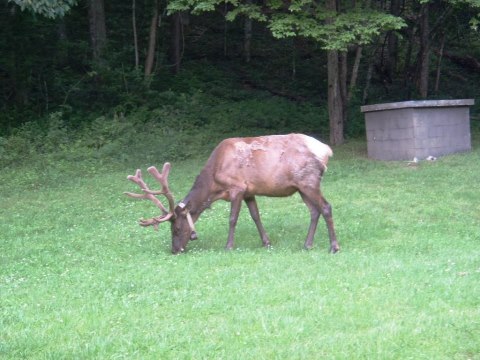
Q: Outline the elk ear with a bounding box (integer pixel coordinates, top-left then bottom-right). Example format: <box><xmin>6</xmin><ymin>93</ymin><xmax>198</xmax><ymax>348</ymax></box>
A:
<box><xmin>176</xmin><ymin>201</ymin><xmax>189</xmax><ymax>215</ymax></box>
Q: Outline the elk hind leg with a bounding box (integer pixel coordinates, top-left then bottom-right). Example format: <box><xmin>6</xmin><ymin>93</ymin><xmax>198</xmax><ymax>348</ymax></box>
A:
<box><xmin>320</xmin><ymin>196</ymin><xmax>339</xmax><ymax>253</ymax></box>
<box><xmin>300</xmin><ymin>190</ymin><xmax>339</xmax><ymax>253</ymax></box>
<box><xmin>245</xmin><ymin>196</ymin><xmax>271</xmax><ymax>247</ymax></box>
<box><xmin>299</xmin><ymin>192</ymin><xmax>321</xmax><ymax>250</ymax></box>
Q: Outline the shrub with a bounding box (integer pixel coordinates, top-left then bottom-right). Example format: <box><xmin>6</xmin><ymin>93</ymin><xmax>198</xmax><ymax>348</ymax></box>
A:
<box><xmin>0</xmin><ymin>88</ymin><xmax>334</xmax><ymax>169</ymax></box>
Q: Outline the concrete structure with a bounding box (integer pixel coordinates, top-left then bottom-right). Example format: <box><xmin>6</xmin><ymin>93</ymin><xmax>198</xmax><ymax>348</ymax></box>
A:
<box><xmin>361</xmin><ymin>99</ymin><xmax>474</xmax><ymax>161</ymax></box>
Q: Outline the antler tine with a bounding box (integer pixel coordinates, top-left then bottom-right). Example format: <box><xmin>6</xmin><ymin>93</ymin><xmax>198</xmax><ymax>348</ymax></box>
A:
<box><xmin>124</xmin><ymin>168</ymin><xmax>169</xmax><ymax>214</ymax></box>
<box><xmin>147</xmin><ymin>163</ymin><xmax>175</xmax><ymax>215</ymax></box>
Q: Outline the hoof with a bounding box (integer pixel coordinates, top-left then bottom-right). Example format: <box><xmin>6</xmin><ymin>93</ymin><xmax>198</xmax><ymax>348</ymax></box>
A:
<box><xmin>172</xmin><ymin>247</ymin><xmax>185</xmax><ymax>255</ymax></box>
<box><xmin>330</xmin><ymin>245</ymin><xmax>340</xmax><ymax>254</ymax></box>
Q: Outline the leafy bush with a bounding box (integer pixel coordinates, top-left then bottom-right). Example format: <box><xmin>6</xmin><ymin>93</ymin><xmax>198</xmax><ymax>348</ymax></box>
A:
<box><xmin>0</xmin><ymin>86</ymin><xmax>333</xmax><ymax>170</ymax></box>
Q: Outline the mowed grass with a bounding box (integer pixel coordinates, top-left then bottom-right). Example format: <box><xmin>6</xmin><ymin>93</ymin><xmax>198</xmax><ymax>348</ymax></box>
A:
<box><xmin>1</xmin><ymin>139</ymin><xmax>479</xmax><ymax>359</ymax></box>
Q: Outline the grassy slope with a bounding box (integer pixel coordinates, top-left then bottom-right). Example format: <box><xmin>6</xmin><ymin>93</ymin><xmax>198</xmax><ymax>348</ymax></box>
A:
<box><xmin>1</xmin><ymin>139</ymin><xmax>479</xmax><ymax>359</ymax></box>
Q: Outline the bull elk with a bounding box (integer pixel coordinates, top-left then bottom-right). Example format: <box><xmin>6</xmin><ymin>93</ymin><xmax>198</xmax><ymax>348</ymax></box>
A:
<box><xmin>124</xmin><ymin>134</ymin><xmax>339</xmax><ymax>254</ymax></box>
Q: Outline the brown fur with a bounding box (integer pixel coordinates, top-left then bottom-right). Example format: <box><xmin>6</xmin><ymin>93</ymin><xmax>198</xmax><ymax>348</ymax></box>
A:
<box><xmin>128</xmin><ymin>134</ymin><xmax>339</xmax><ymax>254</ymax></box>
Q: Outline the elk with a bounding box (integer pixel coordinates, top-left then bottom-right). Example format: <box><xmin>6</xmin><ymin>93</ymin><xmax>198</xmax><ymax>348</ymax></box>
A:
<box><xmin>124</xmin><ymin>134</ymin><xmax>339</xmax><ymax>254</ymax></box>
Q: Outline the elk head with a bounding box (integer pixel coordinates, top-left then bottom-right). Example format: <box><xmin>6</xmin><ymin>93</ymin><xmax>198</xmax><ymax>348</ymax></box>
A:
<box><xmin>124</xmin><ymin>163</ymin><xmax>196</xmax><ymax>254</ymax></box>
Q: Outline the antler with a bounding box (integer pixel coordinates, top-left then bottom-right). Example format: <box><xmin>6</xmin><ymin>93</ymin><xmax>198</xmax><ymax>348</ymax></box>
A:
<box><xmin>124</xmin><ymin>162</ymin><xmax>176</xmax><ymax>230</ymax></box>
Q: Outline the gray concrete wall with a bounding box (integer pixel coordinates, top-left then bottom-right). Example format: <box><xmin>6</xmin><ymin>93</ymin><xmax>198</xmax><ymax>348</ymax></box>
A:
<box><xmin>361</xmin><ymin>100</ymin><xmax>474</xmax><ymax>161</ymax></box>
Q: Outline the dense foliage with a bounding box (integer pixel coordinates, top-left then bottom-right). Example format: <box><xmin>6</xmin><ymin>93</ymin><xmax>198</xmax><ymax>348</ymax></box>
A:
<box><xmin>1</xmin><ymin>0</ymin><xmax>479</xmax><ymax>159</ymax></box>
<box><xmin>0</xmin><ymin>86</ymin><xmax>332</xmax><ymax>169</ymax></box>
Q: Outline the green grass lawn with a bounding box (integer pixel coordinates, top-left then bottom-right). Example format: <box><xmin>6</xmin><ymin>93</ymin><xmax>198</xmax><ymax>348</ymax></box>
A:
<box><xmin>1</xmin><ymin>139</ymin><xmax>479</xmax><ymax>359</ymax></box>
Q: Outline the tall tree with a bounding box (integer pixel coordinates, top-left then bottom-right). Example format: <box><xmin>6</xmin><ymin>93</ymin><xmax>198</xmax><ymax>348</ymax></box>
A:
<box><xmin>386</xmin><ymin>0</ymin><xmax>401</xmax><ymax>81</ymax></box>
<box><xmin>145</xmin><ymin>0</ymin><xmax>159</xmax><ymax>77</ymax></box>
<box><xmin>170</xmin><ymin>12</ymin><xmax>182</xmax><ymax>74</ymax></box>
<box><xmin>327</xmin><ymin>49</ymin><xmax>345</xmax><ymax>145</ymax></box>
<box><xmin>326</xmin><ymin>0</ymin><xmax>344</xmax><ymax>145</ymax></box>
<box><xmin>417</xmin><ymin>1</ymin><xmax>430</xmax><ymax>98</ymax></box>
<box><xmin>348</xmin><ymin>45</ymin><xmax>362</xmax><ymax>101</ymax></box>
<box><xmin>132</xmin><ymin>0</ymin><xmax>140</xmax><ymax>70</ymax></box>
<box><xmin>244</xmin><ymin>0</ymin><xmax>253</xmax><ymax>63</ymax></box>
<box><xmin>88</xmin><ymin>0</ymin><xmax>107</xmax><ymax>64</ymax></box>
<box><xmin>395</xmin><ymin>0</ymin><xmax>480</xmax><ymax>98</ymax></box>
<box><xmin>168</xmin><ymin>0</ymin><xmax>405</xmax><ymax>144</ymax></box>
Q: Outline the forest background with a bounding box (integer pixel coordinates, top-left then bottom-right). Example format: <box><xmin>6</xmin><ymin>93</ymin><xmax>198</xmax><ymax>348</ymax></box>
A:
<box><xmin>1</xmin><ymin>0</ymin><xmax>480</xmax><ymax>165</ymax></box>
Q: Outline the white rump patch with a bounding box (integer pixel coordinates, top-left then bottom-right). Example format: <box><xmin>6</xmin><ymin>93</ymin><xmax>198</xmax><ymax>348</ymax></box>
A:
<box><xmin>299</xmin><ymin>134</ymin><xmax>333</xmax><ymax>168</ymax></box>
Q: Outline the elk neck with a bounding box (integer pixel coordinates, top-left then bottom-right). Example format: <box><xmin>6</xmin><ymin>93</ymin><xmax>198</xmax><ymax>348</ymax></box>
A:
<box><xmin>179</xmin><ymin>165</ymin><xmax>216</xmax><ymax>222</ymax></box>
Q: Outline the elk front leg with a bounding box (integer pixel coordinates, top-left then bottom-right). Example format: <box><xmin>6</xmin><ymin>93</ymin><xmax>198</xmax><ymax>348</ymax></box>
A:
<box><xmin>226</xmin><ymin>191</ymin><xmax>244</xmax><ymax>250</ymax></box>
<box><xmin>245</xmin><ymin>196</ymin><xmax>271</xmax><ymax>248</ymax></box>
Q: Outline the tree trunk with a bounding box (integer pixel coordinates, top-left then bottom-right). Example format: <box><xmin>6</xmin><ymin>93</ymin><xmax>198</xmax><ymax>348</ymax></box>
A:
<box><xmin>328</xmin><ymin>50</ymin><xmax>344</xmax><ymax>145</ymax></box>
<box><xmin>418</xmin><ymin>3</ymin><xmax>430</xmax><ymax>98</ymax></box>
<box><xmin>291</xmin><ymin>40</ymin><xmax>296</xmax><ymax>80</ymax></box>
<box><xmin>88</xmin><ymin>0</ymin><xmax>107</xmax><ymax>64</ymax></box>
<box><xmin>338</xmin><ymin>51</ymin><xmax>348</xmax><ymax>116</ymax></box>
<box><xmin>362</xmin><ymin>45</ymin><xmax>378</xmax><ymax>104</ymax></box>
<box><xmin>145</xmin><ymin>0</ymin><xmax>159</xmax><ymax>77</ymax></box>
<box><xmin>326</xmin><ymin>0</ymin><xmax>344</xmax><ymax>145</ymax></box>
<box><xmin>243</xmin><ymin>0</ymin><xmax>253</xmax><ymax>62</ymax></box>
<box><xmin>386</xmin><ymin>0</ymin><xmax>401</xmax><ymax>80</ymax></box>
<box><xmin>170</xmin><ymin>12</ymin><xmax>182</xmax><ymax>74</ymax></box>
<box><xmin>403</xmin><ymin>21</ymin><xmax>417</xmax><ymax>99</ymax></box>
<box><xmin>57</xmin><ymin>19</ymin><xmax>67</xmax><ymax>41</ymax></box>
<box><xmin>434</xmin><ymin>32</ymin><xmax>445</xmax><ymax>94</ymax></box>
<box><xmin>339</xmin><ymin>51</ymin><xmax>348</xmax><ymax>128</ymax></box>
<box><xmin>348</xmin><ymin>45</ymin><xmax>362</xmax><ymax>101</ymax></box>
<box><xmin>56</xmin><ymin>18</ymin><xmax>68</xmax><ymax>67</ymax></box>
<box><xmin>244</xmin><ymin>17</ymin><xmax>252</xmax><ymax>63</ymax></box>
<box><xmin>132</xmin><ymin>0</ymin><xmax>139</xmax><ymax>70</ymax></box>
